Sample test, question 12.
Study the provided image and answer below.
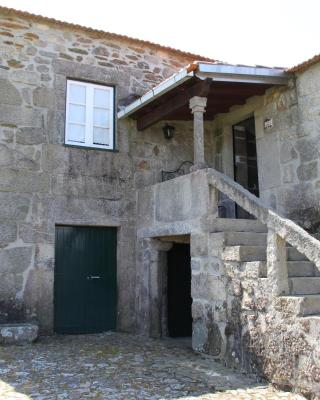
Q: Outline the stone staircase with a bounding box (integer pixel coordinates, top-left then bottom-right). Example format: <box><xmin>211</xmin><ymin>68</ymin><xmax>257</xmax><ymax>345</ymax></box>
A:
<box><xmin>211</xmin><ymin>219</ymin><xmax>320</xmax><ymax>317</ymax></box>
<box><xmin>201</xmin><ymin>169</ymin><xmax>320</xmax><ymax>394</ymax></box>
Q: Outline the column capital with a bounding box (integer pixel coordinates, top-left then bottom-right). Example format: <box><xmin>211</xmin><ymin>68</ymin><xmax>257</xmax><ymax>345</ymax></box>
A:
<box><xmin>189</xmin><ymin>96</ymin><xmax>207</xmax><ymax>113</ymax></box>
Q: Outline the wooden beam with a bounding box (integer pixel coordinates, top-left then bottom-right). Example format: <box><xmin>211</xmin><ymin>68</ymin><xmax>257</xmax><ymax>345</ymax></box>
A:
<box><xmin>137</xmin><ymin>79</ymin><xmax>211</xmax><ymax>130</ymax></box>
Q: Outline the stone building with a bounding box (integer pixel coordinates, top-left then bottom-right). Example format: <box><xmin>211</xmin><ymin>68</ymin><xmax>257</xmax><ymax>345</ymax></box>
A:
<box><xmin>0</xmin><ymin>5</ymin><xmax>320</xmax><ymax>398</ymax></box>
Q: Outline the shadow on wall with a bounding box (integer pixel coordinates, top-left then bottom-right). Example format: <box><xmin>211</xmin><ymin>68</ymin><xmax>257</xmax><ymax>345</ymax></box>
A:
<box><xmin>288</xmin><ymin>208</ymin><xmax>320</xmax><ymax>236</ymax></box>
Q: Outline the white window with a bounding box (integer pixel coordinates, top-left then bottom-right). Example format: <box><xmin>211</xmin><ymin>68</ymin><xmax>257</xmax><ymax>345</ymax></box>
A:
<box><xmin>65</xmin><ymin>80</ymin><xmax>115</xmax><ymax>150</ymax></box>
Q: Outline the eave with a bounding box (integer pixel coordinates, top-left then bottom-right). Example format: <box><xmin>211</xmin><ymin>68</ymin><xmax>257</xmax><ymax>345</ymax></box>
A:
<box><xmin>117</xmin><ymin>61</ymin><xmax>290</xmax><ymax>130</ymax></box>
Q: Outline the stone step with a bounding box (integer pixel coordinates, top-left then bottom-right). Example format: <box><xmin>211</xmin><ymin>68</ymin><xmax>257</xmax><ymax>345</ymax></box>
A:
<box><xmin>300</xmin><ymin>295</ymin><xmax>320</xmax><ymax>315</ymax></box>
<box><xmin>222</xmin><ymin>246</ymin><xmax>266</xmax><ymax>262</ymax></box>
<box><xmin>223</xmin><ymin>232</ymin><xmax>267</xmax><ymax>246</ymax></box>
<box><xmin>241</xmin><ymin>261</ymin><xmax>264</xmax><ymax>279</ymax></box>
<box><xmin>243</xmin><ymin>261</ymin><xmax>318</xmax><ymax>278</ymax></box>
<box><xmin>287</xmin><ymin>247</ymin><xmax>308</xmax><ymax>261</ymax></box>
<box><xmin>209</xmin><ymin>218</ymin><xmax>267</xmax><ymax>233</ymax></box>
<box><xmin>223</xmin><ymin>242</ymin><xmax>309</xmax><ymax>262</ymax></box>
<box><xmin>223</xmin><ymin>245</ymin><xmax>309</xmax><ymax>263</ymax></box>
<box><xmin>283</xmin><ymin>295</ymin><xmax>320</xmax><ymax>316</ymax></box>
<box><xmin>289</xmin><ymin>277</ymin><xmax>320</xmax><ymax>295</ymax></box>
<box><xmin>288</xmin><ymin>261</ymin><xmax>320</xmax><ymax>277</ymax></box>
<box><xmin>276</xmin><ymin>295</ymin><xmax>320</xmax><ymax>316</ymax></box>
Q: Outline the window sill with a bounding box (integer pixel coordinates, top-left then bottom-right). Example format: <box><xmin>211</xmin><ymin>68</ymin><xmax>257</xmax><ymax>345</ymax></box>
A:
<box><xmin>63</xmin><ymin>143</ymin><xmax>119</xmax><ymax>153</ymax></box>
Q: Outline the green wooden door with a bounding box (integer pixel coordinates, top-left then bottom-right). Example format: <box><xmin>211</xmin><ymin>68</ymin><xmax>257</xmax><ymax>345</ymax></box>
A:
<box><xmin>54</xmin><ymin>226</ymin><xmax>117</xmax><ymax>334</ymax></box>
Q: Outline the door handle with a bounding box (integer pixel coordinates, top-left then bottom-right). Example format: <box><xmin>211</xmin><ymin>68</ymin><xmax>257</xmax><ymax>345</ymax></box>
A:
<box><xmin>86</xmin><ymin>276</ymin><xmax>101</xmax><ymax>280</ymax></box>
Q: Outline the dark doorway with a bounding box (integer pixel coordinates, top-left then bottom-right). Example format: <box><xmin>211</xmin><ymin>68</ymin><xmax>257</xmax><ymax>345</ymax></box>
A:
<box><xmin>54</xmin><ymin>226</ymin><xmax>117</xmax><ymax>334</ymax></box>
<box><xmin>233</xmin><ymin>117</ymin><xmax>259</xmax><ymax>219</ymax></box>
<box><xmin>167</xmin><ymin>243</ymin><xmax>192</xmax><ymax>337</ymax></box>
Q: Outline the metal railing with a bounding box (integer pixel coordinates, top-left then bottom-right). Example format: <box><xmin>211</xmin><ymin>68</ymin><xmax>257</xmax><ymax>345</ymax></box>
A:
<box><xmin>161</xmin><ymin>161</ymin><xmax>193</xmax><ymax>182</ymax></box>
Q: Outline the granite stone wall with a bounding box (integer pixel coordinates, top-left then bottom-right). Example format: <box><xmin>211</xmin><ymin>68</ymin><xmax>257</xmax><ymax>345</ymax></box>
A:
<box><xmin>191</xmin><ymin>230</ymin><xmax>320</xmax><ymax>398</ymax></box>
<box><xmin>0</xmin><ymin>11</ymin><xmax>203</xmax><ymax>333</ymax></box>
<box><xmin>212</xmin><ymin>70</ymin><xmax>320</xmax><ymax>232</ymax></box>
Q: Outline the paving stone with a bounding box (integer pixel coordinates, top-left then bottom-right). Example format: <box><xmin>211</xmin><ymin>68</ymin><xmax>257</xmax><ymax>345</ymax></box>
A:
<box><xmin>0</xmin><ymin>333</ymin><xmax>305</xmax><ymax>399</ymax></box>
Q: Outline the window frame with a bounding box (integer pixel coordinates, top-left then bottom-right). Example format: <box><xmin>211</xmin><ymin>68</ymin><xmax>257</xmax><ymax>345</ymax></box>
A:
<box><xmin>65</xmin><ymin>79</ymin><xmax>116</xmax><ymax>150</ymax></box>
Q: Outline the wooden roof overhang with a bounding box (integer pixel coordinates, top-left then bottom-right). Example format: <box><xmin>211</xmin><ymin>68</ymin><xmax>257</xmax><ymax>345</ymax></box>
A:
<box><xmin>117</xmin><ymin>62</ymin><xmax>290</xmax><ymax>131</ymax></box>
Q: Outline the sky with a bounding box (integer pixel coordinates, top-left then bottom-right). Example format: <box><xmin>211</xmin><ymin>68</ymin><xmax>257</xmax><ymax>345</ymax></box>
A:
<box><xmin>1</xmin><ymin>0</ymin><xmax>319</xmax><ymax>68</ymax></box>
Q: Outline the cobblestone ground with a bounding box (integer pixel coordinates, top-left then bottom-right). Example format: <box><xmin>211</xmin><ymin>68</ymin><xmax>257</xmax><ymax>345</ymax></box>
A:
<box><xmin>0</xmin><ymin>333</ymin><xmax>305</xmax><ymax>400</ymax></box>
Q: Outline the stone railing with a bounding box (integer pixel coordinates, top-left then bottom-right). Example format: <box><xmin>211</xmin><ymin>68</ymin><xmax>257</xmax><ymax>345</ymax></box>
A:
<box><xmin>207</xmin><ymin>168</ymin><xmax>320</xmax><ymax>295</ymax></box>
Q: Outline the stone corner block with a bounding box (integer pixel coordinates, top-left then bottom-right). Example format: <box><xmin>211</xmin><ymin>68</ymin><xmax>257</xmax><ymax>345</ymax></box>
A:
<box><xmin>0</xmin><ymin>323</ymin><xmax>39</xmax><ymax>345</ymax></box>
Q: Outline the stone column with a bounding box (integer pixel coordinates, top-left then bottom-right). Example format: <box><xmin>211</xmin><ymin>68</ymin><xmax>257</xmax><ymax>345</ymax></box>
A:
<box><xmin>267</xmin><ymin>229</ymin><xmax>289</xmax><ymax>296</ymax></box>
<box><xmin>189</xmin><ymin>96</ymin><xmax>207</xmax><ymax>170</ymax></box>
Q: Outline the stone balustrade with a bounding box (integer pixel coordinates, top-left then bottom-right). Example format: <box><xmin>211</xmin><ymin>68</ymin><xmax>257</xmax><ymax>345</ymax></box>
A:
<box><xmin>206</xmin><ymin>167</ymin><xmax>320</xmax><ymax>295</ymax></box>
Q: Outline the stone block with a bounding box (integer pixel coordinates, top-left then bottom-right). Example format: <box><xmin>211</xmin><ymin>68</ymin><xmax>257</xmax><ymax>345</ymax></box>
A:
<box><xmin>0</xmin><ymin>105</ymin><xmax>42</xmax><ymax>127</ymax></box>
<box><xmin>0</xmin><ymin>169</ymin><xmax>50</xmax><ymax>193</ymax></box>
<box><xmin>0</xmin><ymin>323</ymin><xmax>38</xmax><ymax>345</ymax></box>
<box><xmin>203</xmin><ymin>258</ymin><xmax>222</xmax><ymax>275</ymax></box>
<box><xmin>136</xmin><ymin>168</ymin><xmax>156</xmax><ymax>186</ymax></box>
<box><xmin>0</xmin><ymin>128</ymin><xmax>14</xmax><ymax>144</ymax></box>
<box><xmin>278</xmin><ymin>183</ymin><xmax>316</xmax><ymax>214</ymax></box>
<box><xmin>92</xmin><ymin>46</ymin><xmax>110</xmax><ymax>57</ymax></box>
<box><xmin>192</xmin><ymin>300</ymin><xmax>205</xmax><ymax>320</ymax></box>
<box><xmin>35</xmin><ymin>244</ymin><xmax>54</xmax><ymax>270</ymax></box>
<box><xmin>42</xmin><ymin>195</ymin><xmax>123</xmax><ymax>224</ymax></box>
<box><xmin>191</xmin><ymin>258</ymin><xmax>201</xmax><ymax>272</ymax></box>
<box><xmin>256</xmin><ymin>135</ymin><xmax>281</xmax><ymax>190</ymax></box>
<box><xmin>33</xmin><ymin>87</ymin><xmax>56</xmax><ymax>108</ymax></box>
<box><xmin>295</xmin><ymin>138</ymin><xmax>319</xmax><ymax>162</ymax></box>
<box><xmin>192</xmin><ymin>319</ymin><xmax>207</xmax><ymax>352</ymax></box>
<box><xmin>0</xmin><ymin>246</ymin><xmax>33</xmax><ymax>274</ymax></box>
<box><xmin>191</xmin><ymin>233</ymin><xmax>210</xmax><ymax>257</ymax></box>
<box><xmin>282</xmin><ymin>163</ymin><xmax>296</xmax><ymax>184</ymax></box>
<box><xmin>0</xmin><ymin>193</ymin><xmax>30</xmax><ymax>220</ymax></box>
<box><xmin>0</xmin><ymin>220</ymin><xmax>17</xmax><ymax>247</ymax></box>
<box><xmin>155</xmin><ymin>171</ymin><xmax>209</xmax><ymax>222</ymax></box>
<box><xmin>280</xmin><ymin>141</ymin><xmax>298</xmax><ymax>164</ymax></box>
<box><xmin>296</xmin><ymin>63</ymin><xmax>320</xmax><ymax>96</ymax></box>
<box><xmin>11</xmin><ymin>70</ymin><xmax>40</xmax><ymax>85</ymax></box>
<box><xmin>39</xmin><ymin>50</ymin><xmax>57</xmax><ymax>58</ymax></box>
<box><xmin>0</xmin><ymin>144</ymin><xmax>13</xmax><ymax>166</ymax></box>
<box><xmin>16</xmin><ymin>127</ymin><xmax>45</xmax><ymax>145</ymax></box>
<box><xmin>23</xmin><ymin>268</ymin><xmax>54</xmax><ymax>334</ymax></box>
<box><xmin>0</xmin><ymin>273</ymin><xmax>23</xmax><ymax>296</ymax></box>
<box><xmin>192</xmin><ymin>273</ymin><xmax>227</xmax><ymax>302</ymax></box>
<box><xmin>52</xmin><ymin>59</ymin><xmax>130</xmax><ymax>89</ymax></box>
<box><xmin>15</xmin><ymin>147</ymin><xmax>41</xmax><ymax>171</ymax></box>
<box><xmin>21</xmin><ymin>87</ymin><xmax>32</xmax><ymax>105</ymax></box>
<box><xmin>297</xmin><ymin>161</ymin><xmax>318</xmax><ymax>182</ymax></box>
<box><xmin>0</xmin><ymin>79</ymin><xmax>22</xmax><ymax>105</ymax></box>
<box><xmin>137</xmin><ymin>186</ymin><xmax>155</xmax><ymax>228</ymax></box>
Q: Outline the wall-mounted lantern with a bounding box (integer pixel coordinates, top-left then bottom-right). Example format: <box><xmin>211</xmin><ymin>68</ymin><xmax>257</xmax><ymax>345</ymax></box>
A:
<box><xmin>162</xmin><ymin>123</ymin><xmax>175</xmax><ymax>140</ymax></box>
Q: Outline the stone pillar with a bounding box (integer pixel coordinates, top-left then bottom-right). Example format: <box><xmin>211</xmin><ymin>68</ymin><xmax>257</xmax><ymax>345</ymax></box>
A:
<box><xmin>136</xmin><ymin>238</ymin><xmax>173</xmax><ymax>338</ymax></box>
<box><xmin>267</xmin><ymin>229</ymin><xmax>289</xmax><ymax>296</ymax></box>
<box><xmin>189</xmin><ymin>96</ymin><xmax>207</xmax><ymax>170</ymax></box>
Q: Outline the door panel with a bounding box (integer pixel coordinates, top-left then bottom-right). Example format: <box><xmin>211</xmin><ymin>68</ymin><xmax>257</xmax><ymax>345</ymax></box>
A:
<box><xmin>54</xmin><ymin>226</ymin><xmax>117</xmax><ymax>334</ymax></box>
<box><xmin>233</xmin><ymin>117</ymin><xmax>259</xmax><ymax>219</ymax></box>
<box><xmin>167</xmin><ymin>244</ymin><xmax>192</xmax><ymax>337</ymax></box>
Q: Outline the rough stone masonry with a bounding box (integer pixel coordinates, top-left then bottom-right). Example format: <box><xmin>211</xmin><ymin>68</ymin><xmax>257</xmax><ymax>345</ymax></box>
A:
<box><xmin>1</xmin><ymin>5</ymin><xmax>320</xmax><ymax>400</ymax></box>
<box><xmin>0</xmin><ymin>7</ymin><xmax>213</xmax><ymax>334</ymax></box>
